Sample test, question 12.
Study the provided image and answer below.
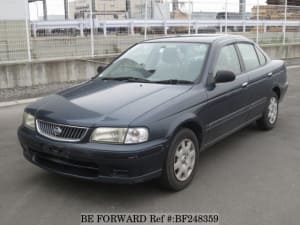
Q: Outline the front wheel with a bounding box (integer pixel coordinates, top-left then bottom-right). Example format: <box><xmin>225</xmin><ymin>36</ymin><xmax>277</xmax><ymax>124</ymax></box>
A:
<box><xmin>160</xmin><ymin>129</ymin><xmax>199</xmax><ymax>191</ymax></box>
<box><xmin>256</xmin><ymin>93</ymin><xmax>279</xmax><ymax>130</ymax></box>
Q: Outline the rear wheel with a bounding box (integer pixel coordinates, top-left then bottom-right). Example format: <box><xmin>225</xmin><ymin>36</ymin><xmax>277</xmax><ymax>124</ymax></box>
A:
<box><xmin>160</xmin><ymin>129</ymin><xmax>199</xmax><ymax>191</ymax></box>
<box><xmin>256</xmin><ymin>93</ymin><xmax>278</xmax><ymax>130</ymax></box>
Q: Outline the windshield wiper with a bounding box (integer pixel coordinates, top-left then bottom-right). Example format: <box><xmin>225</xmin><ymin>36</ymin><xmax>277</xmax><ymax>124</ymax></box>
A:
<box><xmin>102</xmin><ymin>76</ymin><xmax>150</xmax><ymax>83</ymax></box>
<box><xmin>153</xmin><ymin>79</ymin><xmax>194</xmax><ymax>85</ymax></box>
<box><xmin>101</xmin><ymin>77</ymin><xmax>194</xmax><ymax>85</ymax></box>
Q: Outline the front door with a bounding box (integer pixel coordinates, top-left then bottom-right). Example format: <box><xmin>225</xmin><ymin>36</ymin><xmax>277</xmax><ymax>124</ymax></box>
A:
<box><xmin>203</xmin><ymin>44</ymin><xmax>250</xmax><ymax>145</ymax></box>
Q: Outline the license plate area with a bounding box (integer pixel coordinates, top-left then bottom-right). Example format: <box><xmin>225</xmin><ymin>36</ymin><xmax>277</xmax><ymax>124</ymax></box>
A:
<box><xmin>42</xmin><ymin>144</ymin><xmax>69</xmax><ymax>158</ymax></box>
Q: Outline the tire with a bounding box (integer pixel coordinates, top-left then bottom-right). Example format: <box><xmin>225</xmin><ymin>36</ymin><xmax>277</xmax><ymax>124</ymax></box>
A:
<box><xmin>160</xmin><ymin>128</ymin><xmax>199</xmax><ymax>191</ymax></box>
<box><xmin>256</xmin><ymin>93</ymin><xmax>279</xmax><ymax>130</ymax></box>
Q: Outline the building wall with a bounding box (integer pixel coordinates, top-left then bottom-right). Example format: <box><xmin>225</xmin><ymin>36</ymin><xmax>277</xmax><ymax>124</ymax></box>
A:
<box><xmin>129</xmin><ymin>0</ymin><xmax>145</xmax><ymax>18</ymax></box>
<box><xmin>72</xmin><ymin>0</ymin><xmax>127</xmax><ymax>19</ymax></box>
<box><xmin>70</xmin><ymin>0</ymin><xmax>169</xmax><ymax>19</ymax></box>
<box><xmin>69</xmin><ymin>1</ymin><xmax>76</xmax><ymax>19</ymax></box>
<box><xmin>94</xmin><ymin>0</ymin><xmax>127</xmax><ymax>20</ymax></box>
<box><xmin>152</xmin><ymin>1</ymin><xmax>170</xmax><ymax>19</ymax></box>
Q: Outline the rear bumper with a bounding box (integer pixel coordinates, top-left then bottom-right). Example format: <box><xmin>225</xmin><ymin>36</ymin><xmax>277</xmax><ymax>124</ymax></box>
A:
<box><xmin>18</xmin><ymin>126</ymin><xmax>168</xmax><ymax>184</ymax></box>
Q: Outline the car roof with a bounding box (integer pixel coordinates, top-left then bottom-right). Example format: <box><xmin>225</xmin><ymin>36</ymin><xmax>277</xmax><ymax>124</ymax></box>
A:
<box><xmin>144</xmin><ymin>34</ymin><xmax>252</xmax><ymax>44</ymax></box>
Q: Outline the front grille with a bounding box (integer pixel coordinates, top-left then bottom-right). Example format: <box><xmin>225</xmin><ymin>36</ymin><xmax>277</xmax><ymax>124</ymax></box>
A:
<box><xmin>36</xmin><ymin>120</ymin><xmax>88</xmax><ymax>142</ymax></box>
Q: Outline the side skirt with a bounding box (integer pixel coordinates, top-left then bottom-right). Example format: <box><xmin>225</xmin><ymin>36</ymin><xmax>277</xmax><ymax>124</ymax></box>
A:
<box><xmin>201</xmin><ymin>114</ymin><xmax>262</xmax><ymax>151</ymax></box>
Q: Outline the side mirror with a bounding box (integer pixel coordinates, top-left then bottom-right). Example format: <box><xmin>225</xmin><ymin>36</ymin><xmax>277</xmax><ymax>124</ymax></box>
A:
<box><xmin>97</xmin><ymin>66</ymin><xmax>104</xmax><ymax>74</ymax></box>
<box><xmin>215</xmin><ymin>70</ymin><xmax>236</xmax><ymax>83</ymax></box>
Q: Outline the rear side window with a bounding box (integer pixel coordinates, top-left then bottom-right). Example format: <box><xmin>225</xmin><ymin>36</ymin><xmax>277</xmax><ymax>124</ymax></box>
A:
<box><xmin>214</xmin><ymin>44</ymin><xmax>241</xmax><ymax>76</ymax></box>
<box><xmin>256</xmin><ymin>47</ymin><xmax>267</xmax><ymax>65</ymax></box>
<box><xmin>237</xmin><ymin>43</ymin><xmax>260</xmax><ymax>71</ymax></box>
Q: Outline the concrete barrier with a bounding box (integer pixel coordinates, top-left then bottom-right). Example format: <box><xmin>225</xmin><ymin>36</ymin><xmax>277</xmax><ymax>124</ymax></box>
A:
<box><xmin>262</xmin><ymin>43</ymin><xmax>300</xmax><ymax>61</ymax></box>
<box><xmin>0</xmin><ymin>44</ymin><xmax>299</xmax><ymax>90</ymax></box>
<box><xmin>0</xmin><ymin>56</ymin><xmax>115</xmax><ymax>89</ymax></box>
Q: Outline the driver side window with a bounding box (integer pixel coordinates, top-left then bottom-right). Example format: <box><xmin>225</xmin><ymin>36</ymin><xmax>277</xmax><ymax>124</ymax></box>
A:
<box><xmin>214</xmin><ymin>44</ymin><xmax>241</xmax><ymax>77</ymax></box>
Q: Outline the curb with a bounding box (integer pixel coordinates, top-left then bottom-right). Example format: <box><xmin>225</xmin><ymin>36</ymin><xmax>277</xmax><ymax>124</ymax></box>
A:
<box><xmin>0</xmin><ymin>65</ymin><xmax>299</xmax><ymax>108</ymax></box>
<box><xmin>0</xmin><ymin>97</ymin><xmax>40</xmax><ymax>108</ymax></box>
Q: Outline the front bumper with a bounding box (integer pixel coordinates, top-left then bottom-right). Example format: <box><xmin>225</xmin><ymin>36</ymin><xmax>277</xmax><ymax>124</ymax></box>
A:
<box><xmin>18</xmin><ymin>126</ymin><xmax>168</xmax><ymax>184</ymax></box>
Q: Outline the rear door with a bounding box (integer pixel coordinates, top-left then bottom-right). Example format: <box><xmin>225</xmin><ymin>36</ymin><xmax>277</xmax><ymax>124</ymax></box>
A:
<box><xmin>236</xmin><ymin>43</ymin><xmax>273</xmax><ymax>120</ymax></box>
<box><xmin>203</xmin><ymin>43</ymin><xmax>249</xmax><ymax>145</ymax></box>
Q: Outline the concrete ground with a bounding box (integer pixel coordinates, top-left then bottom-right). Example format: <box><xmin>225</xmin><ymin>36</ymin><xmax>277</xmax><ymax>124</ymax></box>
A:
<box><xmin>0</xmin><ymin>67</ymin><xmax>299</xmax><ymax>225</ymax></box>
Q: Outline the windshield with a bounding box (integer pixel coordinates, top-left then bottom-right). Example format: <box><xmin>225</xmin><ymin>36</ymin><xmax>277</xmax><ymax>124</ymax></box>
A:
<box><xmin>99</xmin><ymin>42</ymin><xmax>209</xmax><ymax>83</ymax></box>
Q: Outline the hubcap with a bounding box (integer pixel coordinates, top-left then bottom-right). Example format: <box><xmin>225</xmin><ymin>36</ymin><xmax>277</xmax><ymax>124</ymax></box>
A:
<box><xmin>268</xmin><ymin>97</ymin><xmax>278</xmax><ymax>124</ymax></box>
<box><xmin>173</xmin><ymin>139</ymin><xmax>196</xmax><ymax>182</ymax></box>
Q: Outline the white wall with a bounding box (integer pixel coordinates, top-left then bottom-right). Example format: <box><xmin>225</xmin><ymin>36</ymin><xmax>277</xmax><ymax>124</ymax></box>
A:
<box><xmin>0</xmin><ymin>0</ymin><xmax>27</xmax><ymax>20</ymax></box>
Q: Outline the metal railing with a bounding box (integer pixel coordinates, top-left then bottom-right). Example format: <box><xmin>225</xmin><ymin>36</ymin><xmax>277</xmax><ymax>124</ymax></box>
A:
<box><xmin>31</xmin><ymin>19</ymin><xmax>300</xmax><ymax>37</ymax></box>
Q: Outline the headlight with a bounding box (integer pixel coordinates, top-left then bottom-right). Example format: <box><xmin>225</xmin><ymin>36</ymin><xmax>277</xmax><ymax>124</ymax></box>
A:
<box><xmin>90</xmin><ymin>127</ymin><xmax>149</xmax><ymax>144</ymax></box>
<box><xmin>90</xmin><ymin>128</ymin><xmax>127</xmax><ymax>143</ymax></box>
<box><xmin>23</xmin><ymin>112</ymin><xmax>36</xmax><ymax>130</ymax></box>
<box><xmin>124</xmin><ymin>128</ymin><xmax>149</xmax><ymax>144</ymax></box>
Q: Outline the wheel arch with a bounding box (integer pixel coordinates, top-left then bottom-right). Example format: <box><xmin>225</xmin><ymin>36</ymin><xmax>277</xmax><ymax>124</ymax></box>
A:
<box><xmin>167</xmin><ymin>114</ymin><xmax>204</xmax><ymax>150</ymax></box>
<box><xmin>273</xmin><ymin>86</ymin><xmax>281</xmax><ymax>100</ymax></box>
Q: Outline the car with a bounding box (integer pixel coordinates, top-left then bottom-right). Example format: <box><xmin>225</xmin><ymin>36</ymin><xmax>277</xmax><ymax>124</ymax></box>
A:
<box><xmin>18</xmin><ymin>35</ymin><xmax>288</xmax><ymax>191</ymax></box>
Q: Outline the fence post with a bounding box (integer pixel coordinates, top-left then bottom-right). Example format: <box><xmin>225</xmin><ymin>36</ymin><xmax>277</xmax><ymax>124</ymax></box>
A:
<box><xmin>188</xmin><ymin>0</ymin><xmax>192</xmax><ymax>35</ymax></box>
<box><xmin>144</xmin><ymin>0</ymin><xmax>148</xmax><ymax>40</ymax></box>
<box><xmin>225</xmin><ymin>0</ymin><xmax>228</xmax><ymax>34</ymax></box>
<box><xmin>103</xmin><ymin>22</ymin><xmax>107</xmax><ymax>36</ymax></box>
<box><xmin>164</xmin><ymin>22</ymin><xmax>168</xmax><ymax>35</ymax></box>
<box><xmin>89</xmin><ymin>0</ymin><xmax>95</xmax><ymax>57</ymax></box>
<box><xmin>24</xmin><ymin>0</ymin><xmax>32</xmax><ymax>62</ymax></box>
<box><xmin>256</xmin><ymin>0</ymin><xmax>259</xmax><ymax>44</ymax></box>
<box><xmin>283</xmin><ymin>0</ymin><xmax>287</xmax><ymax>44</ymax></box>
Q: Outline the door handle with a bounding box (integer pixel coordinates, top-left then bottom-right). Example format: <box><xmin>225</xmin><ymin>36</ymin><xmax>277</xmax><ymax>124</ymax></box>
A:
<box><xmin>241</xmin><ymin>82</ymin><xmax>248</xmax><ymax>88</ymax></box>
<box><xmin>267</xmin><ymin>72</ymin><xmax>273</xmax><ymax>77</ymax></box>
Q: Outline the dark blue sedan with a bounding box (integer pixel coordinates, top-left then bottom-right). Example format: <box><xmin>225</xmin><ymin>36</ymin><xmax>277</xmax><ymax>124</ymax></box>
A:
<box><xmin>18</xmin><ymin>35</ymin><xmax>288</xmax><ymax>191</ymax></box>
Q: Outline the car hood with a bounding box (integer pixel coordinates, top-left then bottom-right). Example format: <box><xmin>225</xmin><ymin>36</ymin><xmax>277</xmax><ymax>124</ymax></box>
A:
<box><xmin>31</xmin><ymin>80</ymin><xmax>192</xmax><ymax>127</ymax></box>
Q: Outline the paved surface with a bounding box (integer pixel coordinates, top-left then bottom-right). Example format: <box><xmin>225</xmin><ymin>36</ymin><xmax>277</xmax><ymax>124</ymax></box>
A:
<box><xmin>0</xmin><ymin>67</ymin><xmax>300</xmax><ymax>225</ymax></box>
